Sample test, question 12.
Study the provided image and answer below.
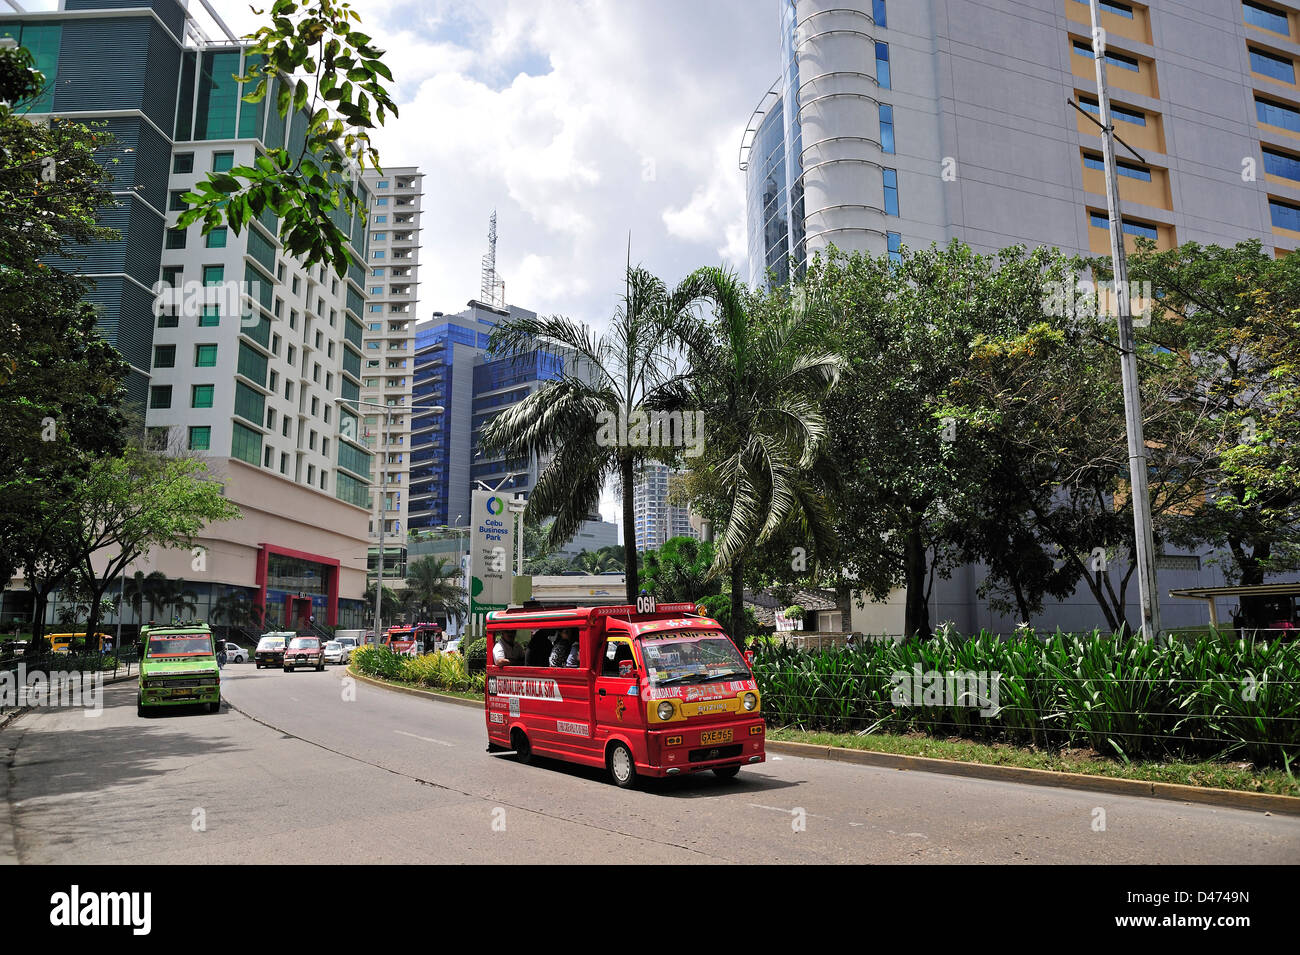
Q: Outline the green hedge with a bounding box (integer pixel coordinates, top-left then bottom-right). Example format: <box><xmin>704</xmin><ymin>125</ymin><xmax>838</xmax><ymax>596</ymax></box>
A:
<box><xmin>352</xmin><ymin>644</ymin><xmax>484</xmax><ymax>694</ymax></box>
<box><xmin>753</xmin><ymin>631</ymin><xmax>1300</xmax><ymax>766</ymax></box>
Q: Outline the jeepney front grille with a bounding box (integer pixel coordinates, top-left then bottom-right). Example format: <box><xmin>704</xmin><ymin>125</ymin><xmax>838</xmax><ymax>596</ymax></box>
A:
<box><xmin>688</xmin><ymin>744</ymin><xmax>742</xmax><ymax>764</ymax></box>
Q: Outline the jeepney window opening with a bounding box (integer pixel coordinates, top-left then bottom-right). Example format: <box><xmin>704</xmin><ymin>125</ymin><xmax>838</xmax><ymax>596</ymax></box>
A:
<box><xmin>639</xmin><ymin>631</ymin><xmax>749</xmax><ymax>687</ymax></box>
<box><xmin>601</xmin><ymin>639</ymin><xmax>636</xmax><ymax>677</ymax></box>
<box><xmin>147</xmin><ymin>634</ymin><xmax>212</xmax><ymax>657</ymax></box>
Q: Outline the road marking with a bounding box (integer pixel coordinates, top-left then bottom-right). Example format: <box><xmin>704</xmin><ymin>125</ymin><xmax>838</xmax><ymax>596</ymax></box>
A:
<box><xmin>395</xmin><ymin>730</ymin><xmax>453</xmax><ymax>747</ymax></box>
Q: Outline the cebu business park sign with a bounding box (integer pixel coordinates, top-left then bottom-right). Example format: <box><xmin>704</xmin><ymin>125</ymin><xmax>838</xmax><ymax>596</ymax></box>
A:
<box><xmin>469</xmin><ymin>490</ymin><xmax>514</xmax><ymax>636</ymax></box>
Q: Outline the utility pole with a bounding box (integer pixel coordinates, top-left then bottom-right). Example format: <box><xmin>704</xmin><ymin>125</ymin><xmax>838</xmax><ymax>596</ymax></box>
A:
<box><xmin>1088</xmin><ymin>1</ymin><xmax>1161</xmax><ymax>643</ymax></box>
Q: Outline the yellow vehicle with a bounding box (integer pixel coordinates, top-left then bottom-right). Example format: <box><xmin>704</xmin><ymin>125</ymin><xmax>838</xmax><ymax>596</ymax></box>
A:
<box><xmin>48</xmin><ymin>632</ymin><xmax>114</xmax><ymax>654</ymax></box>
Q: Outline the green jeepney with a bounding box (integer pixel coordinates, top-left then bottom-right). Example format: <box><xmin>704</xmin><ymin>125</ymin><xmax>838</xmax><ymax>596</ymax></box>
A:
<box><xmin>136</xmin><ymin>623</ymin><xmax>221</xmax><ymax>716</ymax></box>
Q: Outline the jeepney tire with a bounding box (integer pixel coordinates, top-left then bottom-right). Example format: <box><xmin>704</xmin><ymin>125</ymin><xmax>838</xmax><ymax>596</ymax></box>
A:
<box><xmin>607</xmin><ymin>741</ymin><xmax>637</xmax><ymax>789</ymax></box>
<box><xmin>712</xmin><ymin>766</ymin><xmax>741</xmax><ymax>780</ymax></box>
<box><xmin>209</xmin><ymin>701</ymin><xmax>220</xmax><ymax>714</ymax></box>
<box><xmin>137</xmin><ymin>695</ymin><xmax>145</xmax><ymax>718</ymax></box>
<box><xmin>511</xmin><ymin>728</ymin><xmax>533</xmax><ymax>765</ymax></box>
<box><xmin>284</xmin><ymin>665</ymin><xmax>292</xmax><ymax>673</ymax></box>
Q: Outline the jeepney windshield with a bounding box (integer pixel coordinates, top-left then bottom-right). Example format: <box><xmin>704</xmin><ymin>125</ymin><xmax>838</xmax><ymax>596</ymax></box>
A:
<box><xmin>639</xmin><ymin>631</ymin><xmax>750</xmax><ymax>687</ymax></box>
<box><xmin>147</xmin><ymin>634</ymin><xmax>212</xmax><ymax>657</ymax></box>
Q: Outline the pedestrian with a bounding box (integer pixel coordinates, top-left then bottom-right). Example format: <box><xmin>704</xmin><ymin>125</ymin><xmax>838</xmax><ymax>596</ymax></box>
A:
<box><xmin>216</xmin><ymin>639</ymin><xmax>227</xmax><ymax>669</ymax></box>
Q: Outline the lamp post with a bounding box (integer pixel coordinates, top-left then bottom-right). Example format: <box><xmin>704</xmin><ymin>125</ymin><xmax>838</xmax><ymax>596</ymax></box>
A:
<box><xmin>336</xmin><ymin>397</ymin><xmax>443</xmax><ymax>645</ymax></box>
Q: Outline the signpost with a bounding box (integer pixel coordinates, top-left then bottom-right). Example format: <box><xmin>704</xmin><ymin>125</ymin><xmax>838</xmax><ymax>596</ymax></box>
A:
<box><xmin>468</xmin><ymin>489</ymin><xmax>513</xmax><ymax>640</ymax></box>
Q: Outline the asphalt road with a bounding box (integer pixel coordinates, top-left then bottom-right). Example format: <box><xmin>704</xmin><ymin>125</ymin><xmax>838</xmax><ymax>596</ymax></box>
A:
<box><xmin>2</xmin><ymin>664</ymin><xmax>1298</xmax><ymax>864</ymax></box>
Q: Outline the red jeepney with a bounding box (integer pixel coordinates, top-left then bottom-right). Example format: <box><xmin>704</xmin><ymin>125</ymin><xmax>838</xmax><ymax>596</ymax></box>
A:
<box><xmin>484</xmin><ymin>600</ymin><xmax>765</xmax><ymax>787</ymax></box>
<box><xmin>382</xmin><ymin>622</ymin><xmax>443</xmax><ymax>656</ymax></box>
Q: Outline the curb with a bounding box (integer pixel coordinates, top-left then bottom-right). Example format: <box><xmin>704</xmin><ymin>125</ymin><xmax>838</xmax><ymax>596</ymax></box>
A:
<box><xmin>765</xmin><ymin>739</ymin><xmax>1300</xmax><ymax>816</ymax></box>
<box><xmin>347</xmin><ymin>667</ymin><xmax>482</xmax><ymax>710</ymax></box>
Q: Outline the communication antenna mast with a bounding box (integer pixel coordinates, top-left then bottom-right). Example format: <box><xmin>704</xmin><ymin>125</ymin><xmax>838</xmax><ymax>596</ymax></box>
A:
<box><xmin>480</xmin><ymin>210</ymin><xmax>506</xmax><ymax>309</ymax></box>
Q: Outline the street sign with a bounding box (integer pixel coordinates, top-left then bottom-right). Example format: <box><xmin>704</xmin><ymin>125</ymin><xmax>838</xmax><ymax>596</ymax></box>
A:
<box><xmin>469</xmin><ymin>490</ymin><xmax>513</xmax><ymax>638</ymax></box>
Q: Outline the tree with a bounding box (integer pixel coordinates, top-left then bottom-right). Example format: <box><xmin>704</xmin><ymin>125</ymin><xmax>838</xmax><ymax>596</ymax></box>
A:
<box><xmin>362</xmin><ymin>580</ymin><xmax>404</xmax><ymax>625</ymax></box>
<box><xmin>1118</xmin><ymin>241</ymin><xmax>1300</xmax><ymax>603</ymax></box>
<box><xmin>813</xmin><ymin>242</ymin><xmax>1107</xmax><ymax>637</ymax></box>
<box><xmin>122</xmin><ymin>570</ymin><xmax>168</xmax><ymax>622</ymax></box>
<box><xmin>659</xmin><ymin>266</ymin><xmax>843</xmax><ymax>646</ymax></box>
<box><xmin>482</xmin><ymin>265</ymin><xmax>708</xmax><ymax>602</ymax></box>
<box><xmin>211</xmin><ymin>589</ymin><xmax>266</xmax><ymax>636</ymax></box>
<box><xmin>71</xmin><ymin>444</ymin><xmax>242</xmax><ymax>650</ymax></box>
<box><xmin>405</xmin><ymin>556</ymin><xmax>467</xmax><ymax>624</ymax></box>
<box><xmin>640</xmin><ymin>536</ymin><xmax>718</xmax><ymax>602</ymax></box>
<box><xmin>176</xmin><ymin>0</ymin><xmax>399</xmax><ymax>276</ymax></box>
<box><xmin>0</xmin><ymin>43</ymin><xmax>129</xmax><ymax>623</ymax></box>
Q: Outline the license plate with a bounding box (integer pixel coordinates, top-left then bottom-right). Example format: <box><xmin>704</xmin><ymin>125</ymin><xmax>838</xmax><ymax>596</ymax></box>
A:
<box><xmin>700</xmin><ymin>729</ymin><xmax>732</xmax><ymax>745</ymax></box>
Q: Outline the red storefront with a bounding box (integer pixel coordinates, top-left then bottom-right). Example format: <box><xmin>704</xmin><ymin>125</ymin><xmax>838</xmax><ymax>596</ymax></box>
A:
<box><xmin>254</xmin><ymin>543</ymin><xmax>341</xmax><ymax>630</ymax></box>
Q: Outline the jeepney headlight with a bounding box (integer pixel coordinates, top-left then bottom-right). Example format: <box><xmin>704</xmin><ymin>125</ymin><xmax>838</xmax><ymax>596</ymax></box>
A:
<box><xmin>742</xmin><ymin>692</ymin><xmax>757</xmax><ymax>711</ymax></box>
<box><xmin>657</xmin><ymin>701</ymin><xmax>675</xmax><ymax>721</ymax></box>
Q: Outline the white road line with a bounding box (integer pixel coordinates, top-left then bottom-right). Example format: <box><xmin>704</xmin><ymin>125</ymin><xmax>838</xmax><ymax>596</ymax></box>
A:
<box><xmin>395</xmin><ymin>729</ymin><xmax>454</xmax><ymax>747</ymax></box>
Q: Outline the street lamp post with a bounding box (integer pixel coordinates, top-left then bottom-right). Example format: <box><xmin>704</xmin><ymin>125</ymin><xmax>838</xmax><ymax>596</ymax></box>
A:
<box><xmin>336</xmin><ymin>397</ymin><xmax>443</xmax><ymax>645</ymax></box>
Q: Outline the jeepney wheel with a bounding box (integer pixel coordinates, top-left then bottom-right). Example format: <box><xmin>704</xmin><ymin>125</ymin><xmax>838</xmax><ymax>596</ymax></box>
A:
<box><xmin>137</xmin><ymin>694</ymin><xmax>145</xmax><ymax>718</ymax></box>
<box><xmin>208</xmin><ymin>700</ymin><xmax>220</xmax><ymax>714</ymax></box>
<box><xmin>712</xmin><ymin>766</ymin><xmax>741</xmax><ymax>780</ymax></box>
<box><xmin>511</xmin><ymin>728</ymin><xmax>533</xmax><ymax>765</ymax></box>
<box><xmin>608</xmin><ymin>742</ymin><xmax>637</xmax><ymax>789</ymax></box>
<box><xmin>284</xmin><ymin>665</ymin><xmax>293</xmax><ymax>673</ymax></box>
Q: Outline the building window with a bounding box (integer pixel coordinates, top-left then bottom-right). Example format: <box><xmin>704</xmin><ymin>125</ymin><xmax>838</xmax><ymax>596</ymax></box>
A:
<box><xmin>161</xmin><ymin>266</ymin><xmax>183</xmax><ymax>287</ymax></box>
<box><xmin>173</xmin><ymin>153</ymin><xmax>194</xmax><ymax>174</ymax></box>
<box><xmin>373</xmin><ymin>232</ymin><xmax>386</xmax><ymax>241</ymax></box>
<box><xmin>292</xmin><ymin>276</ymin><xmax>301</xmax><ymax>295</ymax></box>
<box><xmin>375</xmin><ymin>197</ymin><xmax>388</xmax><ymax>206</ymax></box>
<box><xmin>879</xmin><ymin>103</ymin><xmax>894</xmax><ymax>154</ymax></box>
<box><xmin>1250</xmin><ymin>46</ymin><xmax>1296</xmax><ymax>83</ymax></box>
<box><xmin>188</xmin><ymin>426</ymin><xmax>211</xmax><ymax>451</ymax></box>
<box><xmin>149</xmin><ymin>385</ymin><xmax>172</xmax><ymax>409</ymax></box>
<box><xmin>374</xmin><ymin>215</ymin><xmax>387</xmax><ymax>224</ymax></box>
<box><xmin>1072</xmin><ymin>39</ymin><xmax>1141</xmax><ymax>72</ymax></box>
<box><xmin>1089</xmin><ymin>210</ymin><xmax>1159</xmax><ymax>240</ymax></box>
<box><xmin>372</xmin><ymin>250</ymin><xmax>385</xmax><ymax>259</ymax></box>
<box><xmin>206</xmin><ymin>227</ymin><xmax>228</xmax><ymax>248</ymax></box>
<box><xmin>203</xmin><ymin>265</ymin><xmax>224</xmax><ymax>285</ymax></box>
<box><xmin>191</xmin><ymin>384</ymin><xmax>215</xmax><ymax>408</ymax></box>
<box><xmin>195</xmin><ymin>344</ymin><xmax>218</xmax><ymax>367</ymax></box>
<box><xmin>1083</xmin><ymin>153</ymin><xmax>1152</xmax><ymax>181</ymax></box>
<box><xmin>157</xmin><ymin>312</ymin><xmax>179</xmax><ymax>329</ymax></box>
<box><xmin>212</xmin><ymin>151</ymin><xmax>234</xmax><ymax>172</ymax></box>
<box><xmin>1270</xmin><ymin>196</ymin><xmax>1300</xmax><ymax>231</ymax></box>
<box><xmin>876</xmin><ymin>41</ymin><xmax>891</xmax><ymax>89</ymax></box>
<box><xmin>153</xmin><ymin>344</ymin><xmax>176</xmax><ymax>368</ymax></box>
<box><xmin>165</xmin><ymin>228</ymin><xmax>187</xmax><ymax>249</ymax></box>
<box><xmin>369</xmin><ymin>305</ymin><xmax>383</xmax><ymax>313</ymax></box>
<box><xmin>373</xmin><ymin>268</ymin><xmax>385</xmax><ymax>277</ymax></box>
<box><xmin>1263</xmin><ymin>146</ymin><xmax>1300</xmax><ymax>181</ymax></box>
<box><xmin>376</xmin><ymin>180</ymin><xmax>389</xmax><ymax>189</ymax></box>
<box><xmin>199</xmin><ymin>305</ymin><xmax>220</xmax><ymax>327</ymax></box>
<box><xmin>1257</xmin><ymin>93</ymin><xmax>1300</xmax><ymax>131</ymax></box>
<box><xmin>887</xmin><ymin>231</ymin><xmax>902</xmax><ymax>265</ymax></box>
<box><xmin>1073</xmin><ymin>0</ymin><xmax>1135</xmax><ymax>18</ymax></box>
<box><xmin>1077</xmin><ymin>95</ymin><xmax>1147</xmax><ymax>127</ymax></box>
<box><xmin>370</xmin><ymin>286</ymin><xmax>383</xmax><ymax>294</ymax></box>
<box><xmin>883</xmin><ymin>168</ymin><xmax>899</xmax><ymax>216</ymax></box>
<box><xmin>280</xmin><ymin>452</ymin><xmax>288</xmax><ymax>474</ymax></box>
<box><xmin>1245</xmin><ymin>1</ymin><xmax>1290</xmax><ymax>36</ymax></box>
<box><xmin>169</xmin><ymin>190</ymin><xmax>188</xmax><ymax>211</ymax></box>
<box><xmin>264</xmin><ymin>446</ymin><xmax>273</xmax><ymax>468</ymax></box>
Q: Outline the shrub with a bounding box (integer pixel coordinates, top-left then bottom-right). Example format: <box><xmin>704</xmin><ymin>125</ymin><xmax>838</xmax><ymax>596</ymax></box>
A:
<box><xmin>465</xmin><ymin>637</ymin><xmax>487</xmax><ymax>672</ymax></box>
<box><xmin>752</xmin><ymin>631</ymin><xmax>1300</xmax><ymax>766</ymax></box>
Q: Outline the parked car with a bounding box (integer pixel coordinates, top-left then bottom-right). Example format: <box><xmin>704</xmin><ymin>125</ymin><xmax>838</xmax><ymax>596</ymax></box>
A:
<box><xmin>444</xmin><ymin>637</ymin><xmax>462</xmax><ymax>654</ymax></box>
<box><xmin>222</xmin><ymin>641</ymin><xmax>248</xmax><ymax>664</ymax></box>
<box><xmin>283</xmin><ymin>636</ymin><xmax>325</xmax><ymax>672</ymax></box>
<box><xmin>323</xmin><ymin>640</ymin><xmax>347</xmax><ymax>665</ymax></box>
<box><xmin>255</xmin><ymin>635</ymin><xmax>287</xmax><ymax>669</ymax></box>
<box><xmin>336</xmin><ymin>636</ymin><xmax>359</xmax><ymax>656</ymax></box>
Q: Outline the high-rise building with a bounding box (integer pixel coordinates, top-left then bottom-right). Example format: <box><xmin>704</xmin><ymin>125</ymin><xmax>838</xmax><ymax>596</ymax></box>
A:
<box><xmin>633</xmin><ymin>463</ymin><xmax>699</xmax><ymax>552</ymax></box>
<box><xmin>360</xmin><ymin>167</ymin><xmax>423</xmax><ymax>582</ymax></box>
<box><xmin>740</xmin><ymin>0</ymin><xmax>1296</xmax><ymax>633</ymax></box>
<box><xmin>407</xmin><ymin>300</ymin><xmax>618</xmax><ymax>555</ymax></box>
<box><xmin>744</xmin><ymin>0</ymin><xmax>1293</xmax><ymax>286</ymax></box>
<box><xmin>1</xmin><ymin>0</ymin><xmax>374</xmax><ymax>631</ymax></box>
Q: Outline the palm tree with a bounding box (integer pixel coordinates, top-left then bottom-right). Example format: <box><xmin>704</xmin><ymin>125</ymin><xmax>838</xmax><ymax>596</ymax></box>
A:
<box><xmin>481</xmin><ymin>265</ymin><xmax>707</xmax><ymax>602</ymax></box>
<box><xmin>658</xmin><ymin>267</ymin><xmax>844</xmax><ymax>645</ymax></box>
<box><xmin>405</xmin><ymin>556</ymin><xmax>468</xmax><ymax>624</ymax></box>
<box><xmin>122</xmin><ymin>570</ymin><xmax>168</xmax><ymax>623</ymax></box>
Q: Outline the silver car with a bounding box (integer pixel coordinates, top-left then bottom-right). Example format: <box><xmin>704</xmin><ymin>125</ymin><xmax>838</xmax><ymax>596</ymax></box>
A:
<box><xmin>323</xmin><ymin>640</ymin><xmax>348</xmax><ymax>665</ymax></box>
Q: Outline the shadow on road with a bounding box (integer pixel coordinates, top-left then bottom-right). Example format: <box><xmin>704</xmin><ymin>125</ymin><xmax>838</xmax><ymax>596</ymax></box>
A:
<box><xmin>485</xmin><ymin>751</ymin><xmax>799</xmax><ymax>796</ymax></box>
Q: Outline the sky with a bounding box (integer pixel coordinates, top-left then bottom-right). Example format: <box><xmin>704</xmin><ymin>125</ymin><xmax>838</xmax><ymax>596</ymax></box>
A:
<box><xmin>28</xmin><ymin>0</ymin><xmax>779</xmax><ymax>525</ymax></box>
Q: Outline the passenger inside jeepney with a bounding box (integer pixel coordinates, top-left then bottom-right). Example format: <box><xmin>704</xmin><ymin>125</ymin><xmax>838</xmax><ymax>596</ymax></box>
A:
<box><xmin>525</xmin><ymin>630</ymin><xmax>553</xmax><ymax>667</ymax></box>
<box><xmin>492</xmin><ymin>630</ymin><xmax>525</xmax><ymax>666</ymax></box>
<box><xmin>548</xmin><ymin>629</ymin><xmax>573</xmax><ymax>668</ymax></box>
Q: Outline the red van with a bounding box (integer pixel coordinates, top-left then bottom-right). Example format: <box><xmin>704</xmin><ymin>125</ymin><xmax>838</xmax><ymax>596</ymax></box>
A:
<box><xmin>484</xmin><ymin>600</ymin><xmax>765</xmax><ymax>787</ymax></box>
